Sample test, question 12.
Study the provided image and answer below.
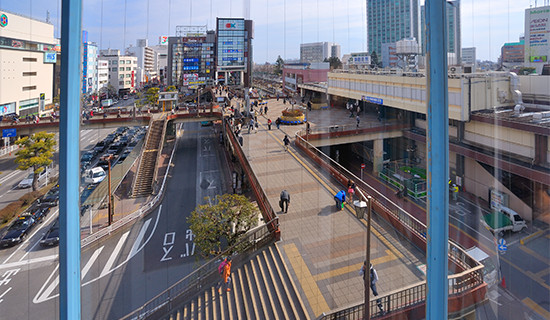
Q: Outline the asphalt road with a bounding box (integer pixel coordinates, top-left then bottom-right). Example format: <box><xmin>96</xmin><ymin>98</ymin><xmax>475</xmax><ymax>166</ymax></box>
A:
<box><xmin>0</xmin><ymin>121</ymin><xmax>229</xmax><ymax>319</ymax></box>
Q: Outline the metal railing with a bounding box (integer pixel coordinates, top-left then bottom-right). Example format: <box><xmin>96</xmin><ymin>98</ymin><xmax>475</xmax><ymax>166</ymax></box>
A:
<box><xmin>0</xmin><ymin>144</ymin><xmax>19</xmax><ymax>157</ymax></box>
<box><xmin>120</xmin><ymin>217</ymin><xmax>279</xmax><ymax>320</ymax></box>
<box><xmin>293</xmin><ymin>134</ymin><xmax>487</xmax><ymax>319</ymax></box>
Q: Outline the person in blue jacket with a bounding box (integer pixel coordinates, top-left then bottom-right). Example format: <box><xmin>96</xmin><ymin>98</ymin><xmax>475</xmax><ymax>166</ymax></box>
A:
<box><xmin>334</xmin><ymin>190</ymin><xmax>346</xmax><ymax>210</ymax></box>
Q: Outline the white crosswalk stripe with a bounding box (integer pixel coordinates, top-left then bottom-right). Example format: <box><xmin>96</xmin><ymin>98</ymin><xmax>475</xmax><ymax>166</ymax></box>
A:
<box><xmin>100</xmin><ymin>231</ymin><xmax>129</xmax><ymax>277</ymax></box>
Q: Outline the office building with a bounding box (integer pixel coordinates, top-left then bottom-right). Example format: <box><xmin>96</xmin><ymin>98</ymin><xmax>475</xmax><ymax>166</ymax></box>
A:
<box><xmin>461</xmin><ymin>47</ymin><xmax>477</xmax><ymax>71</ymax></box>
<box><xmin>0</xmin><ymin>10</ymin><xmax>57</xmax><ymax>117</ymax></box>
<box><xmin>216</xmin><ymin>18</ymin><xmax>254</xmax><ymax>87</ymax></box>
<box><xmin>99</xmin><ymin>49</ymin><xmax>137</xmax><ymax>94</ymax></box>
<box><xmin>524</xmin><ymin>5</ymin><xmax>550</xmax><ymax>73</ymax></box>
<box><xmin>97</xmin><ymin>59</ymin><xmax>109</xmax><ymax>91</ymax></box>
<box><xmin>300</xmin><ymin>42</ymin><xmax>341</xmax><ymax>64</ymax></box>
<box><xmin>168</xmin><ymin>26</ymin><xmax>215</xmax><ymax>88</ymax></box>
<box><xmin>150</xmin><ymin>44</ymin><xmax>168</xmax><ymax>84</ymax></box>
<box><xmin>501</xmin><ymin>38</ymin><xmax>525</xmax><ymax>66</ymax></box>
<box><xmin>126</xmin><ymin>39</ymin><xmax>157</xmax><ymax>87</ymax></box>
<box><xmin>82</xmin><ymin>31</ymin><xmax>99</xmax><ymax>95</ymax></box>
<box><xmin>420</xmin><ymin>1</ymin><xmax>461</xmax><ymax>64</ymax></box>
<box><xmin>367</xmin><ymin>0</ymin><xmax>420</xmax><ymax>57</ymax></box>
<box><xmin>381</xmin><ymin>42</ymin><xmax>398</xmax><ymax>68</ymax></box>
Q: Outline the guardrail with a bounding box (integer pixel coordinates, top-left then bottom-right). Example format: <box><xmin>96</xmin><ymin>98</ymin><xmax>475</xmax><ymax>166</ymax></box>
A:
<box><xmin>224</xmin><ymin>120</ymin><xmax>280</xmax><ymax>238</ymax></box>
<box><xmin>293</xmin><ymin>133</ymin><xmax>487</xmax><ymax>319</ymax></box>
<box><xmin>0</xmin><ymin>145</ymin><xmax>19</xmax><ymax>157</ymax></box>
<box><xmin>120</xmin><ymin>217</ymin><xmax>279</xmax><ymax>320</ymax></box>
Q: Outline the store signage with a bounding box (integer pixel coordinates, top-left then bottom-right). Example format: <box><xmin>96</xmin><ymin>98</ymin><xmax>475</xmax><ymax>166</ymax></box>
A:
<box><xmin>362</xmin><ymin>96</ymin><xmax>383</xmax><ymax>105</ymax></box>
<box><xmin>0</xmin><ymin>14</ymin><xmax>7</xmax><ymax>27</ymax></box>
<box><xmin>160</xmin><ymin>36</ymin><xmax>168</xmax><ymax>45</ymax></box>
<box><xmin>44</xmin><ymin>52</ymin><xmax>57</xmax><ymax>63</ymax></box>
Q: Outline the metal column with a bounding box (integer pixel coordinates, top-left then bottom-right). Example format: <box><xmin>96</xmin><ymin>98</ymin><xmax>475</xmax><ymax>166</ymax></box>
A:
<box><xmin>59</xmin><ymin>0</ymin><xmax>82</xmax><ymax>319</ymax></box>
<box><xmin>426</xmin><ymin>0</ymin><xmax>449</xmax><ymax>319</ymax></box>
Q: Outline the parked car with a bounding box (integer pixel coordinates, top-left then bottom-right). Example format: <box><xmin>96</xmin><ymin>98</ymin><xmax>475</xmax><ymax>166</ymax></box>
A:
<box><xmin>17</xmin><ymin>169</ymin><xmax>49</xmax><ymax>189</ymax></box>
<box><xmin>40</xmin><ymin>219</ymin><xmax>60</xmax><ymax>247</ymax></box>
<box><xmin>0</xmin><ymin>216</ymin><xmax>36</xmax><ymax>247</ymax></box>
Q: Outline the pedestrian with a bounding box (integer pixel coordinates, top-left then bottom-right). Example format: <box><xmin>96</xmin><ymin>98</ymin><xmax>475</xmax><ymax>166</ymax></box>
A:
<box><xmin>347</xmin><ymin>180</ymin><xmax>356</xmax><ymax>202</ymax></box>
<box><xmin>452</xmin><ymin>184</ymin><xmax>458</xmax><ymax>201</ymax></box>
<box><xmin>307</xmin><ymin>101</ymin><xmax>312</xmax><ymax>111</ymax></box>
<box><xmin>217</xmin><ymin>256</ymin><xmax>232</xmax><ymax>293</ymax></box>
<box><xmin>264</xmin><ymin>105</ymin><xmax>268</xmax><ymax>115</ymax></box>
<box><xmin>117</xmin><ymin>109</ymin><xmax>121</xmax><ymax>118</ymax></box>
<box><xmin>360</xmin><ymin>262</ymin><xmax>385</xmax><ymax>314</ymax></box>
<box><xmin>90</xmin><ymin>110</ymin><xmax>94</xmax><ymax>117</ymax></box>
<box><xmin>267</xmin><ymin>118</ymin><xmax>272</xmax><ymax>130</ymax></box>
<box><xmin>334</xmin><ymin>190</ymin><xmax>346</xmax><ymax>210</ymax></box>
<box><xmin>356</xmin><ymin>115</ymin><xmax>360</xmax><ymax>128</ymax></box>
<box><xmin>276</xmin><ymin>93</ymin><xmax>280</xmax><ymax>101</ymax></box>
<box><xmin>248</xmin><ymin>118</ymin><xmax>254</xmax><ymax>134</ymax></box>
<box><xmin>103</xmin><ymin>112</ymin><xmax>107</xmax><ymax>119</ymax></box>
<box><xmin>276</xmin><ymin>117</ymin><xmax>281</xmax><ymax>129</ymax></box>
<box><xmin>280</xmin><ymin>189</ymin><xmax>290</xmax><ymax>213</ymax></box>
<box><xmin>283</xmin><ymin>98</ymin><xmax>286</xmax><ymax>105</ymax></box>
<box><xmin>283</xmin><ymin>134</ymin><xmax>290</xmax><ymax>152</ymax></box>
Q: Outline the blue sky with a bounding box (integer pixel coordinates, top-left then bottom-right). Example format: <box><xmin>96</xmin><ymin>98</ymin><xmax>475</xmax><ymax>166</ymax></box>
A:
<box><xmin>0</xmin><ymin>0</ymin><xmax>540</xmax><ymax>63</ymax></box>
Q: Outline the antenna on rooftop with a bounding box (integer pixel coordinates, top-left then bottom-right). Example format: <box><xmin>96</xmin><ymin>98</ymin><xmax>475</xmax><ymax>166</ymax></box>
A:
<box><xmin>46</xmin><ymin>10</ymin><xmax>50</xmax><ymax>23</ymax></box>
<box><xmin>243</xmin><ymin>0</ymin><xmax>250</xmax><ymax>19</ymax></box>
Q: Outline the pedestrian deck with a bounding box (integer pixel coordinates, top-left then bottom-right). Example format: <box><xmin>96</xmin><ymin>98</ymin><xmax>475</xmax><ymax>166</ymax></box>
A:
<box><xmin>238</xmin><ymin>99</ymin><xmax>427</xmax><ymax>318</ymax></box>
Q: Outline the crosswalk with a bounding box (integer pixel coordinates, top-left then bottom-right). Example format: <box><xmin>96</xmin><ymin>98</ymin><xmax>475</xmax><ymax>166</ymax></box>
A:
<box><xmin>33</xmin><ymin>218</ymin><xmax>153</xmax><ymax>304</ymax></box>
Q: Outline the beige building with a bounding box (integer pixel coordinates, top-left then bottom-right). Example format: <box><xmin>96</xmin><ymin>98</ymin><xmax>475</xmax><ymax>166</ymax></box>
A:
<box><xmin>0</xmin><ymin>10</ymin><xmax>56</xmax><ymax>117</ymax></box>
<box><xmin>99</xmin><ymin>49</ymin><xmax>138</xmax><ymax>94</ymax></box>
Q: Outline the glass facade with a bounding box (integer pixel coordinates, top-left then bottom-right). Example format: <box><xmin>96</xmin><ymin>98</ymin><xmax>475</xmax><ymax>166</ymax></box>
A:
<box><xmin>217</xmin><ymin>18</ymin><xmax>245</xmax><ymax>68</ymax></box>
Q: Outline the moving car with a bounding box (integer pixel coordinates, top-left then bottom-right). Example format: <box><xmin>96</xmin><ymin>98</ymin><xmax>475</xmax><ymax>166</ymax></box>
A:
<box><xmin>17</xmin><ymin>169</ymin><xmax>49</xmax><ymax>189</ymax></box>
<box><xmin>0</xmin><ymin>215</ymin><xmax>36</xmax><ymax>247</ymax></box>
<box><xmin>482</xmin><ymin>205</ymin><xmax>527</xmax><ymax>236</ymax></box>
<box><xmin>40</xmin><ymin>219</ymin><xmax>60</xmax><ymax>247</ymax></box>
<box><xmin>27</xmin><ymin>204</ymin><xmax>51</xmax><ymax>222</ymax></box>
<box><xmin>40</xmin><ymin>191</ymin><xmax>59</xmax><ymax>207</ymax></box>
<box><xmin>84</xmin><ymin>167</ymin><xmax>107</xmax><ymax>184</ymax></box>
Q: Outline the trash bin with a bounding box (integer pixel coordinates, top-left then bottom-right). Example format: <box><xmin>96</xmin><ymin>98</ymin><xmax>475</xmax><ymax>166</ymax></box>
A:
<box><xmin>354</xmin><ymin>200</ymin><xmax>367</xmax><ymax>219</ymax></box>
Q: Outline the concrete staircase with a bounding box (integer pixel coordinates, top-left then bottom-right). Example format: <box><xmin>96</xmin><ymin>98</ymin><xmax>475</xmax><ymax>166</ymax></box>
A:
<box><xmin>168</xmin><ymin>245</ymin><xmax>309</xmax><ymax>320</ymax></box>
<box><xmin>132</xmin><ymin>118</ymin><xmax>166</xmax><ymax>197</ymax></box>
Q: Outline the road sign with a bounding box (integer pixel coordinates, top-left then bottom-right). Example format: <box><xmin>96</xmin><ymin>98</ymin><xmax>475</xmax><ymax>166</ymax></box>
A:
<box><xmin>361</xmin><ymin>163</ymin><xmax>365</xmax><ymax>169</ymax></box>
<box><xmin>2</xmin><ymin>128</ymin><xmax>16</xmax><ymax>137</ymax></box>
<box><xmin>498</xmin><ymin>238</ymin><xmax>507</xmax><ymax>252</ymax></box>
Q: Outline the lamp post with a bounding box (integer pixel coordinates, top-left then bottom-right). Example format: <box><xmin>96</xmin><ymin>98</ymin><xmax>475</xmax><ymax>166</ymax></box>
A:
<box><xmin>106</xmin><ymin>155</ymin><xmax>114</xmax><ymax>225</ymax></box>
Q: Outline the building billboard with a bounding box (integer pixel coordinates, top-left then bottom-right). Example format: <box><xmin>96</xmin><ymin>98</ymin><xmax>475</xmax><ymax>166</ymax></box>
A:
<box><xmin>160</xmin><ymin>36</ymin><xmax>168</xmax><ymax>45</ymax></box>
<box><xmin>525</xmin><ymin>6</ymin><xmax>550</xmax><ymax>64</ymax></box>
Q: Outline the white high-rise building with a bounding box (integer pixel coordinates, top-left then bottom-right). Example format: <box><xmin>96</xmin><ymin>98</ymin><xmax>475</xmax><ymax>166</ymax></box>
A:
<box><xmin>150</xmin><ymin>44</ymin><xmax>168</xmax><ymax>84</ymax></box>
<box><xmin>82</xmin><ymin>39</ymin><xmax>99</xmax><ymax>95</ymax></box>
<box><xmin>97</xmin><ymin>59</ymin><xmax>109</xmax><ymax>91</ymax></box>
<box><xmin>99</xmin><ymin>49</ymin><xmax>138</xmax><ymax>94</ymax></box>
<box><xmin>126</xmin><ymin>39</ymin><xmax>157</xmax><ymax>88</ymax></box>
<box><xmin>300</xmin><ymin>42</ymin><xmax>341</xmax><ymax>63</ymax></box>
<box><xmin>462</xmin><ymin>47</ymin><xmax>477</xmax><ymax>71</ymax></box>
<box><xmin>0</xmin><ymin>10</ymin><xmax>56</xmax><ymax>117</ymax></box>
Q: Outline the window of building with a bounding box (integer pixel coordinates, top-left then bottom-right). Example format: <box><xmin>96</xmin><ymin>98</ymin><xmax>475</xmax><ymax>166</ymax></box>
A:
<box><xmin>126</xmin><ymin>74</ymin><xmax>131</xmax><ymax>77</ymax></box>
<box><xmin>22</xmin><ymin>57</ymin><xmax>37</xmax><ymax>62</ymax></box>
<box><xmin>112</xmin><ymin>67</ymin><xmax>117</xmax><ymax>71</ymax></box>
<box><xmin>125</xmin><ymin>81</ymin><xmax>131</xmax><ymax>84</ymax></box>
<box><xmin>22</xmin><ymin>72</ymin><xmax>37</xmax><ymax>76</ymax></box>
<box><xmin>126</xmin><ymin>60</ymin><xmax>131</xmax><ymax>64</ymax></box>
<box><xmin>126</xmin><ymin>67</ymin><xmax>131</xmax><ymax>71</ymax></box>
<box><xmin>119</xmin><ymin>81</ymin><xmax>123</xmax><ymax>85</ymax></box>
<box><xmin>22</xmin><ymin>86</ymin><xmax>37</xmax><ymax>91</ymax></box>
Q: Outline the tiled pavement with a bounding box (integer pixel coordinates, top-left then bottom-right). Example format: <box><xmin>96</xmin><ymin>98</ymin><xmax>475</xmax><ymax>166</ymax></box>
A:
<box><xmin>235</xmin><ymin>98</ymin><xmax>427</xmax><ymax>318</ymax></box>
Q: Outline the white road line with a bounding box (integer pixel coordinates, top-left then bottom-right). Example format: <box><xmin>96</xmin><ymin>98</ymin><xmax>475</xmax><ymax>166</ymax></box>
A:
<box><xmin>33</xmin><ymin>264</ymin><xmax>59</xmax><ymax>304</ymax></box>
<box><xmin>129</xmin><ymin>219</ymin><xmax>151</xmax><ymax>259</ymax></box>
<box><xmin>81</xmin><ymin>246</ymin><xmax>104</xmax><ymax>280</ymax></box>
<box><xmin>2</xmin><ymin>208</ymin><xmax>59</xmax><ymax>265</ymax></box>
<box><xmin>0</xmin><ymin>254</ymin><xmax>58</xmax><ymax>270</ymax></box>
<box><xmin>18</xmin><ymin>209</ymin><xmax>60</xmax><ymax>262</ymax></box>
<box><xmin>0</xmin><ymin>170</ymin><xmax>21</xmax><ymax>184</ymax></box>
<box><xmin>100</xmin><ymin>231</ymin><xmax>129</xmax><ymax>277</ymax></box>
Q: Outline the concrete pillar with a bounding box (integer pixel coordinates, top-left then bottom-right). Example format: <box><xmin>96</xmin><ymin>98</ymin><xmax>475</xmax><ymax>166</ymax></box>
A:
<box><xmin>373</xmin><ymin>139</ymin><xmax>384</xmax><ymax>175</ymax></box>
<box><xmin>240</xmin><ymin>71</ymin><xmax>244</xmax><ymax>86</ymax></box>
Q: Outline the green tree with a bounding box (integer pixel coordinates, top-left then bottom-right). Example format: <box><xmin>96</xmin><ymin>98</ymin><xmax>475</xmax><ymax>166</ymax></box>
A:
<box><xmin>325</xmin><ymin>57</ymin><xmax>343</xmax><ymax>70</ymax></box>
<box><xmin>274</xmin><ymin>55</ymin><xmax>285</xmax><ymax>76</ymax></box>
<box><xmin>14</xmin><ymin>132</ymin><xmax>56</xmax><ymax>191</ymax></box>
<box><xmin>166</xmin><ymin>85</ymin><xmax>177</xmax><ymax>92</ymax></box>
<box><xmin>371</xmin><ymin>51</ymin><xmax>380</xmax><ymax>68</ymax></box>
<box><xmin>145</xmin><ymin>87</ymin><xmax>160</xmax><ymax>106</ymax></box>
<box><xmin>187</xmin><ymin>194</ymin><xmax>259</xmax><ymax>257</ymax></box>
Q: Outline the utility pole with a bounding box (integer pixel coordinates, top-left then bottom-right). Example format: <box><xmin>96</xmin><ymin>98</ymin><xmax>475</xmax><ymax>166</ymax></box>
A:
<box><xmin>107</xmin><ymin>156</ymin><xmax>114</xmax><ymax>225</ymax></box>
<box><xmin>364</xmin><ymin>195</ymin><xmax>372</xmax><ymax>319</ymax></box>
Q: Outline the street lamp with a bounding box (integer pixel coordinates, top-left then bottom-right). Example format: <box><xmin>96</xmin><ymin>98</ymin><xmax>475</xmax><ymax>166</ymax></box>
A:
<box><xmin>105</xmin><ymin>155</ymin><xmax>114</xmax><ymax>225</ymax></box>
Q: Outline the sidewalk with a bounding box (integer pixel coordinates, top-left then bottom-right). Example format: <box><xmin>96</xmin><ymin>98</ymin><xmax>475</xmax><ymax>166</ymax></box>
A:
<box><xmin>236</xmin><ymin>98</ymin><xmax>427</xmax><ymax>318</ymax></box>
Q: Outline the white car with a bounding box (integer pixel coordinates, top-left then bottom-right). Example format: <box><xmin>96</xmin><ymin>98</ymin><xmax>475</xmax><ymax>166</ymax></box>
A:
<box><xmin>84</xmin><ymin>167</ymin><xmax>106</xmax><ymax>184</ymax></box>
<box><xmin>17</xmin><ymin>169</ymin><xmax>49</xmax><ymax>189</ymax></box>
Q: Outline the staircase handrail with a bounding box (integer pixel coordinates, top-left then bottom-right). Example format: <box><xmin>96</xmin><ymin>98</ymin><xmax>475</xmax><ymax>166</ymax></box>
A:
<box><xmin>131</xmin><ymin>117</ymin><xmax>156</xmax><ymax>196</ymax></box>
<box><xmin>152</xmin><ymin>116</ymin><xmax>168</xmax><ymax>194</ymax></box>
<box><xmin>120</xmin><ymin>217</ymin><xmax>279</xmax><ymax>320</ymax></box>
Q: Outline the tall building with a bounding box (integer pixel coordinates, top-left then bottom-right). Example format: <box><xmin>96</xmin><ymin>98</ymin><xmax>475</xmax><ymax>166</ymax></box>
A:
<box><xmin>461</xmin><ymin>47</ymin><xmax>477</xmax><ymax>71</ymax></box>
<box><xmin>501</xmin><ymin>38</ymin><xmax>525</xmax><ymax>66</ymax></box>
<box><xmin>82</xmin><ymin>31</ymin><xmax>99</xmax><ymax>95</ymax></box>
<box><xmin>367</xmin><ymin>0</ymin><xmax>420</xmax><ymax>57</ymax></box>
<box><xmin>524</xmin><ymin>5</ymin><xmax>550</xmax><ymax>73</ymax></box>
<box><xmin>150</xmin><ymin>44</ymin><xmax>168</xmax><ymax>84</ymax></box>
<box><xmin>99</xmin><ymin>49</ymin><xmax>137</xmax><ymax>94</ymax></box>
<box><xmin>167</xmin><ymin>26</ymin><xmax>215</xmax><ymax>88</ymax></box>
<box><xmin>300</xmin><ymin>42</ymin><xmax>340</xmax><ymax>63</ymax></box>
<box><xmin>420</xmin><ymin>1</ymin><xmax>461</xmax><ymax>64</ymax></box>
<box><xmin>381</xmin><ymin>42</ymin><xmax>398</xmax><ymax>68</ymax></box>
<box><xmin>97</xmin><ymin>59</ymin><xmax>109</xmax><ymax>91</ymax></box>
<box><xmin>0</xmin><ymin>10</ymin><xmax>57</xmax><ymax>117</ymax></box>
<box><xmin>126</xmin><ymin>39</ymin><xmax>157</xmax><ymax>87</ymax></box>
<box><xmin>216</xmin><ymin>18</ymin><xmax>254</xmax><ymax>87</ymax></box>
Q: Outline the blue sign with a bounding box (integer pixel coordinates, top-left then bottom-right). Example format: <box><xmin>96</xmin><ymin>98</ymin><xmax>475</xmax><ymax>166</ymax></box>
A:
<box><xmin>2</xmin><ymin>128</ymin><xmax>16</xmax><ymax>138</ymax></box>
<box><xmin>44</xmin><ymin>52</ymin><xmax>57</xmax><ymax>63</ymax></box>
<box><xmin>498</xmin><ymin>238</ymin><xmax>507</xmax><ymax>252</ymax></box>
<box><xmin>362</xmin><ymin>96</ymin><xmax>383</xmax><ymax>105</ymax></box>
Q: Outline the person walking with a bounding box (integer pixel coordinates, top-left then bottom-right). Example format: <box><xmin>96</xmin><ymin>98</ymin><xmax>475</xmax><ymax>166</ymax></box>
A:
<box><xmin>276</xmin><ymin>117</ymin><xmax>281</xmax><ymax>129</ymax></box>
<box><xmin>280</xmin><ymin>189</ymin><xmax>290</xmax><ymax>213</ymax></box>
<box><xmin>283</xmin><ymin>135</ymin><xmax>290</xmax><ymax>152</ymax></box>
<box><xmin>264</xmin><ymin>105</ymin><xmax>268</xmax><ymax>115</ymax></box>
<box><xmin>356</xmin><ymin>115</ymin><xmax>360</xmax><ymax>128</ymax></box>
<box><xmin>248</xmin><ymin>118</ymin><xmax>254</xmax><ymax>134</ymax></box>
<box><xmin>360</xmin><ymin>262</ymin><xmax>385</xmax><ymax>314</ymax></box>
<box><xmin>334</xmin><ymin>190</ymin><xmax>346</xmax><ymax>210</ymax></box>
<box><xmin>217</xmin><ymin>256</ymin><xmax>233</xmax><ymax>293</ymax></box>
<box><xmin>347</xmin><ymin>180</ymin><xmax>356</xmax><ymax>202</ymax></box>
<box><xmin>267</xmin><ymin>118</ymin><xmax>272</xmax><ymax>130</ymax></box>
